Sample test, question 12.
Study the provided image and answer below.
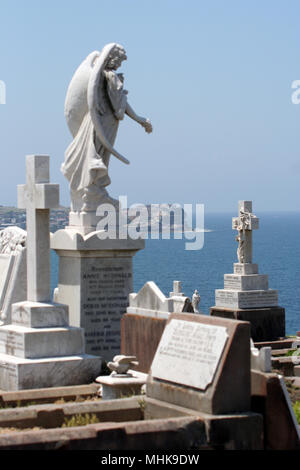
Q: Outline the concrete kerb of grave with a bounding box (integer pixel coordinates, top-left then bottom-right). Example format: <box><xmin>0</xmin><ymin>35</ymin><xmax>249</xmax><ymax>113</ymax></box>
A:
<box><xmin>0</xmin><ymin>395</ymin><xmax>263</xmax><ymax>450</ymax></box>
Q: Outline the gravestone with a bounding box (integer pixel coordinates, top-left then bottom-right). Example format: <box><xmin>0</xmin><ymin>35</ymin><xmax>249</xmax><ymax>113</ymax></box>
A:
<box><xmin>121</xmin><ymin>281</ymin><xmax>198</xmax><ymax>373</ymax></box>
<box><xmin>0</xmin><ymin>227</ymin><xmax>27</xmax><ymax>325</ymax></box>
<box><xmin>210</xmin><ymin>201</ymin><xmax>285</xmax><ymax>341</ymax></box>
<box><xmin>0</xmin><ymin>155</ymin><xmax>101</xmax><ymax>390</ymax></box>
<box><xmin>146</xmin><ymin>312</ymin><xmax>251</xmax><ymax>415</ymax></box>
<box><xmin>51</xmin><ymin>231</ymin><xmax>144</xmax><ymax>362</ymax></box>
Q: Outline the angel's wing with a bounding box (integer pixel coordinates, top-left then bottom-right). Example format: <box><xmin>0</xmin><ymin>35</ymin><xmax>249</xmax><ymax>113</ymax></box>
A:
<box><xmin>64</xmin><ymin>51</ymin><xmax>100</xmax><ymax>138</ymax></box>
<box><xmin>87</xmin><ymin>43</ymin><xmax>130</xmax><ymax>165</ymax></box>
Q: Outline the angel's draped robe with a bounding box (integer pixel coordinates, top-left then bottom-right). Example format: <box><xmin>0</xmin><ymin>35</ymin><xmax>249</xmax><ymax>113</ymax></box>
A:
<box><xmin>61</xmin><ymin>71</ymin><xmax>127</xmax><ymax>198</ymax></box>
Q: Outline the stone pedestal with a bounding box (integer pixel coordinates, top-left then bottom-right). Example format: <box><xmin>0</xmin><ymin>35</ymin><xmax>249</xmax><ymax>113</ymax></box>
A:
<box><xmin>0</xmin><ymin>301</ymin><xmax>101</xmax><ymax>391</ymax></box>
<box><xmin>211</xmin><ymin>262</ymin><xmax>285</xmax><ymax>341</ymax></box>
<box><xmin>51</xmin><ymin>228</ymin><xmax>144</xmax><ymax>362</ymax></box>
<box><xmin>96</xmin><ymin>370</ymin><xmax>147</xmax><ymax>400</ymax></box>
<box><xmin>210</xmin><ymin>306</ymin><xmax>285</xmax><ymax>342</ymax></box>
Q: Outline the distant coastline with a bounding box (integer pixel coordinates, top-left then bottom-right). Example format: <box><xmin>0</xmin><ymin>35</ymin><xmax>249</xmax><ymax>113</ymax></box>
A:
<box><xmin>0</xmin><ymin>205</ymin><xmax>209</xmax><ymax>234</ymax></box>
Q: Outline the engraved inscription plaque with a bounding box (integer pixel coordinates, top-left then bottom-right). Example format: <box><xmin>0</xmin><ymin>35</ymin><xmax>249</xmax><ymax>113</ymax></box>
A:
<box><xmin>151</xmin><ymin>319</ymin><xmax>228</xmax><ymax>390</ymax></box>
<box><xmin>81</xmin><ymin>257</ymin><xmax>133</xmax><ymax>360</ymax></box>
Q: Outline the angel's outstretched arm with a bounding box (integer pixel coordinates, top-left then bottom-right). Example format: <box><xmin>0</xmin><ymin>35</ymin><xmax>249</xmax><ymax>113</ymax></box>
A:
<box><xmin>125</xmin><ymin>102</ymin><xmax>153</xmax><ymax>133</ymax></box>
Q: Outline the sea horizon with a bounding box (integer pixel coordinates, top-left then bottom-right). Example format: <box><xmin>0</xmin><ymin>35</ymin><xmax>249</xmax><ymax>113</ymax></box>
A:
<box><xmin>50</xmin><ymin>211</ymin><xmax>300</xmax><ymax>337</ymax></box>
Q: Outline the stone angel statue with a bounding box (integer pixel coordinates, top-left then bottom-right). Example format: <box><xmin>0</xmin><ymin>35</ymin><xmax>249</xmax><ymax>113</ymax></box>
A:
<box><xmin>61</xmin><ymin>43</ymin><xmax>152</xmax><ymax>213</ymax></box>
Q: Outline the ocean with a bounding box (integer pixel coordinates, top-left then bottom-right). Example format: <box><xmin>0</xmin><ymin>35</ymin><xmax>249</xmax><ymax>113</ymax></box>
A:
<box><xmin>50</xmin><ymin>211</ymin><xmax>300</xmax><ymax>336</ymax></box>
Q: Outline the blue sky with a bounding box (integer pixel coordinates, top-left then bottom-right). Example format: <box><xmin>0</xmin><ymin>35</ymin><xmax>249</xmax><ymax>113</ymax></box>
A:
<box><xmin>0</xmin><ymin>0</ymin><xmax>299</xmax><ymax>212</ymax></box>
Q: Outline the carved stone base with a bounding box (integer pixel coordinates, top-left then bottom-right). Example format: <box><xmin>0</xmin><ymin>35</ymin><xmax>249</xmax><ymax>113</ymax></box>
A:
<box><xmin>0</xmin><ymin>353</ymin><xmax>101</xmax><ymax>391</ymax></box>
<box><xmin>51</xmin><ymin>229</ymin><xmax>144</xmax><ymax>362</ymax></box>
<box><xmin>210</xmin><ymin>306</ymin><xmax>285</xmax><ymax>342</ymax></box>
<box><xmin>0</xmin><ymin>299</ymin><xmax>102</xmax><ymax>390</ymax></box>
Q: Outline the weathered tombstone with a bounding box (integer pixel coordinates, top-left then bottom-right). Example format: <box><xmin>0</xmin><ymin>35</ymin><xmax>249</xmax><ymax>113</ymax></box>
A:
<box><xmin>145</xmin><ymin>312</ymin><xmax>298</xmax><ymax>450</ymax></box>
<box><xmin>0</xmin><ymin>227</ymin><xmax>27</xmax><ymax>325</ymax></box>
<box><xmin>146</xmin><ymin>312</ymin><xmax>251</xmax><ymax>415</ymax></box>
<box><xmin>210</xmin><ymin>201</ymin><xmax>285</xmax><ymax>341</ymax></box>
<box><xmin>51</xmin><ymin>43</ymin><xmax>152</xmax><ymax>362</ymax></box>
<box><xmin>0</xmin><ymin>155</ymin><xmax>101</xmax><ymax>390</ymax></box>
<box><xmin>121</xmin><ymin>281</ymin><xmax>198</xmax><ymax>373</ymax></box>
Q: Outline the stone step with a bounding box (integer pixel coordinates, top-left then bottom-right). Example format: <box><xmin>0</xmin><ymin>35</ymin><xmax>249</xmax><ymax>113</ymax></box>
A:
<box><xmin>0</xmin><ymin>324</ymin><xmax>84</xmax><ymax>359</ymax></box>
<box><xmin>215</xmin><ymin>289</ymin><xmax>278</xmax><ymax>309</ymax></box>
<box><xmin>11</xmin><ymin>301</ymin><xmax>69</xmax><ymax>328</ymax></box>
<box><xmin>224</xmin><ymin>274</ymin><xmax>268</xmax><ymax>291</ymax></box>
<box><xmin>254</xmin><ymin>338</ymin><xmax>296</xmax><ymax>350</ymax></box>
<box><xmin>271</xmin><ymin>349</ymin><xmax>292</xmax><ymax>357</ymax></box>
<box><xmin>233</xmin><ymin>263</ymin><xmax>258</xmax><ymax>275</ymax></box>
<box><xmin>0</xmin><ymin>383</ymin><xmax>99</xmax><ymax>407</ymax></box>
<box><xmin>0</xmin><ymin>353</ymin><xmax>102</xmax><ymax>391</ymax></box>
<box><xmin>271</xmin><ymin>356</ymin><xmax>296</xmax><ymax>376</ymax></box>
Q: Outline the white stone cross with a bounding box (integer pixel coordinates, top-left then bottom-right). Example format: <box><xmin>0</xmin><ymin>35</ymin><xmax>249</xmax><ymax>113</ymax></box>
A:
<box><xmin>18</xmin><ymin>155</ymin><xmax>59</xmax><ymax>302</ymax></box>
<box><xmin>170</xmin><ymin>280</ymin><xmax>184</xmax><ymax>297</ymax></box>
<box><xmin>232</xmin><ymin>201</ymin><xmax>259</xmax><ymax>264</ymax></box>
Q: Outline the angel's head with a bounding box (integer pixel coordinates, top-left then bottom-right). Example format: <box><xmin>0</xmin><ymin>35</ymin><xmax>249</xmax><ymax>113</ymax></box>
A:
<box><xmin>106</xmin><ymin>44</ymin><xmax>127</xmax><ymax>71</ymax></box>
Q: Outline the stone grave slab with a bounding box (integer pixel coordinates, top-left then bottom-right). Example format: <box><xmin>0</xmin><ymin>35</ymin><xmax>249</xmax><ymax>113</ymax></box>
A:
<box><xmin>146</xmin><ymin>312</ymin><xmax>251</xmax><ymax>415</ymax></box>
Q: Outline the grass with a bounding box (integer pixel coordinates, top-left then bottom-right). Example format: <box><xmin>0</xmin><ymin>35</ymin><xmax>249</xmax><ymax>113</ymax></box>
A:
<box><xmin>285</xmin><ymin>349</ymin><xmax>297</xmax><ymax>357</ymax></box>
<box><xmin>292</xmin><ymin>402</ymin><xmax>300</xmax><ymax>424</ymax></box>
<box><xmin>62</xmin><ymin>413</ymin><xmax>99</xmax><ymax>428</ymax></box>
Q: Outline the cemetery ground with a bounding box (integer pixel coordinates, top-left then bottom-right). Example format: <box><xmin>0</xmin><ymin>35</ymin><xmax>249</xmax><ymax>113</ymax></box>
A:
<box><xmin>0</xmin><ymin>157</ymin><xmax>297</xmax><ymax>451</ymax></box>
<box><xmin>0</xmin><ymin>334</ymin><xmax>299</xmax><ymax>450</ymax></box>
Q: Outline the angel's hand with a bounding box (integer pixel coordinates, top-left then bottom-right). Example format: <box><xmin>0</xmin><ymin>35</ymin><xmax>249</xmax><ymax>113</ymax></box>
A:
<box><xmin>139</xmin><ymin>117</ymin><xmax>153</xmax><ymax>133</ymax></box>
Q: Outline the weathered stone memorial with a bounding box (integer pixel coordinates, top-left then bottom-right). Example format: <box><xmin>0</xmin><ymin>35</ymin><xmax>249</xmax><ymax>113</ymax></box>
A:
<box><xmin>146</xmin><ymin>312</ymin><xmax>252</xmax><ymax>414</ymax></box>
<box><xmin>145</xmin><ymin>312</ymin><xmax>264</xmax><ymax>448</ymax></box>
<box><xmin>51</xmin><ymin>233</ymin><xmax>144</xmax><ymax>362</ymax></box>
<box><xmin>51</xmin><ymin>43</ymin><xmax>152</xmax><ymax>361</ymax></box>
<box><xmin>0</xmin><ymin>227</ymin><xmax>27</xmax><ymax>325</ymax></box>
<box><xmin>210</xmin><ymin>200</ymin><xmax>285</xmax><ymax>341</ymax></box>
<box><xmin>121</xmin><ymin>280</ymin><xmax>196</xmax><ymax>373</ymax></box>
<box><xmin>0</xmin><ymin>155</ymin><xmax>101</xmax><ymax>390</ymax></box>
